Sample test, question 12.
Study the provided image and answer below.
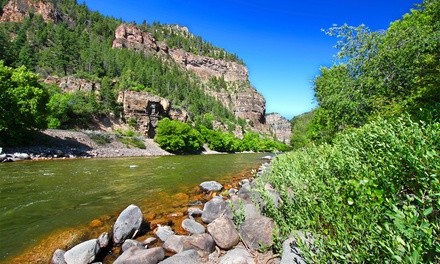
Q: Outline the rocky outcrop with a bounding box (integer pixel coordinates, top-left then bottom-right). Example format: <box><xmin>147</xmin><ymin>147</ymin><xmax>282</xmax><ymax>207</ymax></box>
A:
<box><xmin>44</xmin><ymin>76</ymin><xmax>101</xmax><ymax>93</ymax></box>
<box><xmin>112</xmin><ymin>24</ymin><xmax>268</xmax><ymax>132</ymax></box>
<box><xmin>117</xmin><ymin>90</ymin><xmax>188</xmax><ymax>138</ymax></box>
<box><xmin>0</xmin><ymin>0</ymin><xmax>71</xmax><ymax>23</ymax></box>
<box><xmin>266</xmin><ymin>113</ymin><xmax>292</xmax><ymax>144</ymax></box>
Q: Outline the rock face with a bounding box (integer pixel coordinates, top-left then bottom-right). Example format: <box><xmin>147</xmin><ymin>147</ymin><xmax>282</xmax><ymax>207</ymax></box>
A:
<box><xmin>44</xmin><ymin>76</ymin><xmax>101</xmax><ymax>94</ymax></box>
<box><xmin>1</xmin><ymin>0</ymin><xmax>56</xmax><ymax>22</ymax></box>
<box><xmin>112</xmin><ymin>23</ymin><xmax>268</xmax><ymax>133</ymax></box>
<box><xmin>266</xmin><ymin>113</ymin><xmax>292</xmax><ymax>144</ymax></box>
<box><xmin>117</xmin><ymin>90</ymin><xmax>188</xmax><ymax>138</ymax></box>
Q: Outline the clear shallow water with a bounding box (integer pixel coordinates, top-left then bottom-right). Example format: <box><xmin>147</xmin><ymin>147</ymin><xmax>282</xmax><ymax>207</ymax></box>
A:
<box><xmin>0</xmin><ymin>154</ymin><xmax>262</xmax><ymax>261</ymax></box>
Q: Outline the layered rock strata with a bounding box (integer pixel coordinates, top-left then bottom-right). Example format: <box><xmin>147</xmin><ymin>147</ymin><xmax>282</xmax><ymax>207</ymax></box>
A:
<box><xmin>266</xmin><ymin>113</ymin><xmax>292</xmax><ymax>144</ymax></box>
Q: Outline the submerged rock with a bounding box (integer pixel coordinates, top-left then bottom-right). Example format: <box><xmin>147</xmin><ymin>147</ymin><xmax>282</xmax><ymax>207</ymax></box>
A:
<box><xmin>113</xmin><ymin>204</ymin><xmax>144</xmax><ymax>244</ymax></box>
<box><xmin>199</xmin><ymin>181</ymin><xmax>223</xmax><ymax>192</ymax></box>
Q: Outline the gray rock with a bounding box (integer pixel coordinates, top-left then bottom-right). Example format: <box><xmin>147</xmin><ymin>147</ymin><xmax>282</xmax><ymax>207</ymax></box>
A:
<box><xmin>265</xmin><ymin>183</ymin><xmax>281</xmax><ymax>208</ymax></box>
<box><xmin>97</xmin><ymin>232</ymin><xmax>109</xmax><ymax>248</ymax></box>
<box><xmin>159</xmin><ymin>249</ymin><xmax>201</xmax><ymax>264</ymax></box>
<box><xmin>143</xmin><ymin>237</ymin><xmax>157</xmax><ymax>245</ymax></box>
<box><xmin>219</xmin><ymin>248</ymin><xmax>255</xmax><ymax>264</ymax></box>
<box><xmin>51</xmin><ymin>249</ymin><xmax>66</xmax><ymax>264</ymax></box>
<box><xmin>122</xmin><ymin>239</ymin><xmax>144</xmax><ymax>252</ymax></box>
<box><xmin>243</xmin><ymin>203</ymin><xmax>260</xmax><ymax>220</ymax></box>
<box><xmin>182</xmin><ymin>233</ymin><xmax>215</xmax><ymax>253</ymax></box>
<box><xmin>199</xmin><ymin>181</ymin><xmax>223</xmax><ymax>192</ymax></box>
<box><xmin>182</xmin><ymin>218</ymin><xmax>206</xmax><ymax>234</ymax></box>
<box><xmin>64</xmin><ymin>239</ymin><xmax>100</xmax><ymax>264</ymax></box>
<box><xmin>201</xmin><ymin>196</ymin><xmax>226</xmax><ymax>223</ymax></box>
<box><xmin>228</xmin><ymin>188</ymin><xmax>238</xmax><ymax>196</ymax></box>
<box><xmin>280</xmin><ymin>238</ymin><xmax>306</xmax><ymax>264</ymax></box>
<box><xmin>0</xmin><ymin>153</ymin><xmax>6</xmax><ymax>162</ymax></box>
<box><xmin>207</xmin><ymin>216</ymin><xmax>240</xmax><ymax>250</ymax></box>
<box><xmin>113</xmin><ymin>204</ymin><xmax>144</xmax><ymax>244</ymax></box>
<box><xmin>155</xmin><ymin>225</ymin><xmax>175</xmax><ymax>242</ymax></box>
<box><xmin>187</xmin><ymin>207</ymin><xmax>203</xmax><ymax>218</ymax></box>
<box><xmin>13</xmin><ymin>152</ymin><xmax>30</xmax><ymax>160</ymax></box>
<box><xmin>163</xmin><ymin>235</ymin><xmax>185</xmax><ymax>253</ymax></box>
<box><xmin>240</xmin><ymin>215</ymin><xmax>274</xmax><ymax>250</ymax></box>
<box><xmin>114</xmin><ymin>247</ymin><xmax>165</xmax><ymax>264</ymax></box>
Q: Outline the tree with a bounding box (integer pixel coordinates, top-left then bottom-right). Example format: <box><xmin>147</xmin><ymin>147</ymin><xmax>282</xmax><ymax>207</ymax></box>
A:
<box><xmin>0</xmin><ymin>62</ymin><xmax>49</xmax><ymax>144</ymax></box>
<box><xmin>154</xmin><ymin>118</ymin><xmax>203</xmax><ymax>153</ymax></box>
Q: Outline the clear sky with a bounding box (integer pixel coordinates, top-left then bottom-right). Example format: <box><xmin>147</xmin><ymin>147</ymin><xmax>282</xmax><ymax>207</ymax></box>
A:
<box><xmin>82</xmin><ymin>0</ymin><xmax>420</xmax><ymax>119</ymax></box>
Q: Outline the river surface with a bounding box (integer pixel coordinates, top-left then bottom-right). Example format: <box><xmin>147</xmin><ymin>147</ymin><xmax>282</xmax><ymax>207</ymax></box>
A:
<box><xmin>0</xmin><ymin>153</ymin><xmax>263</xmax><ymax>262</ymax></box>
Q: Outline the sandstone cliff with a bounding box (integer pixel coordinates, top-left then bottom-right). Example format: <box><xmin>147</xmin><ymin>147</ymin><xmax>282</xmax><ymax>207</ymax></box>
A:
<box><xmin>112</xmin><ymin>23</ymin><xmax>267</xmax><ymax>133</ymax></box>
<box><xmin>0</xmin><ymin>0</ymin><xmax>69</xmax><ymax>23</ymax></box>
<box><xmin>266</xmin><ymin>113</ymin><xmax>292</xmax><ymax>144</ymax></box>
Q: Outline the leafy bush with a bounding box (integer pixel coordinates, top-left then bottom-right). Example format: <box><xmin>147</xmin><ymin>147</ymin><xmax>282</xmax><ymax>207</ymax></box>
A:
<box><xmin>155</xmin><ymin>118</ymin><xmax>203</xmax><ymax>153</ymax></box>
<box><xmin>257</xmin><ymin>115</ymin><xmax>439</xmax><ymax>263</ymax></box>
<box><xmin>198</xmin><ymin>125</ymin><xmax>241</xmax><ymax>152</ymax></box>
<box><xmin>86</xmin><ymin>131</ymin><xmax>111</xmax><ymax>145</ymax></box>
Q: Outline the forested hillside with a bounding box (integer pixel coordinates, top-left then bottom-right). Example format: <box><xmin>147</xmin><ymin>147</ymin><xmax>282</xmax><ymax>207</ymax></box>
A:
<box><xmin>0</xmin><ymin>0</ymin><xmax>288</xmax><ymax>149</ymax></box>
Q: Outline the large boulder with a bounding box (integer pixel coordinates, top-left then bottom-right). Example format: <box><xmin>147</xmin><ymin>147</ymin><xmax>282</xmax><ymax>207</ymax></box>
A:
<box><xmin>155</xmin><ymin>225</ymin><xmax>175</xmax><ymax>242</ymax></box>
<box><xmin>182</xmin><ymin>233</ymin><xmax>216</xmax><ymax>254</ymax></box>
<box><xmin>64</xmin><ymin>239</ymin><xmax>100</xmax><ymax>264</ymax></box>
<box><xmin>182</xmin><ymin>218</ymin><xmax>205</xmax><ymax>234</ymax></box>
<box><xmin>219</xmin><ymin>247</ymin><xmax>255</xmax><ymax>264</ymax></box>
<box><xmin>201</xmin><ymin>196</ymin><xmax>227</xmax><ymax>223</ymax></box>
<box><xmin>207</xmin><ymin>216</ymin><xmax>240</xmax><ymax>250</ymax></box>
<box><xmin>159</xmin><ymin>249</ymin><xmax>201</xmax><ymax>264</ymax></box>
<box><xmin>114</xmin><ymin>247</ymin><xmax>165</xmax><ymax>264</ymax></box>
<box><xmin>51</xmin><ymin>249</ymin><xmax>67</xmax><ymax>264</ymax></box>
<box><xmin>239</xmin><ymin>216</ymin><xmax>274</xmax><ymax>250</ymax></box>
<box><xmin>199</xmin><ymin>181</ymin><xmax>223</xmax><ymax>192</ymax></box>
<box><xmin>113</xmin><ymin>204</ymin><xmax>144</xmax><ymax>244</ymax></box>
<box><xmin>162</xmin><ymin>235</ymin><xmax>185</xmax><ymax>254</ymax></box>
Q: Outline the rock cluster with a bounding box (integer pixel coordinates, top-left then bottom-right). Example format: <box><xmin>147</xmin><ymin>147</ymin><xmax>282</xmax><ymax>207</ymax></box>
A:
<box><xmin>44</xmin><ymin>76</ymin><xmax>101</xmax><ymax>94</ymax></box>
<box><xmin>50</xmin><ymin>160</ymin><xmax>307</xmax><ymax>263</ymax></box>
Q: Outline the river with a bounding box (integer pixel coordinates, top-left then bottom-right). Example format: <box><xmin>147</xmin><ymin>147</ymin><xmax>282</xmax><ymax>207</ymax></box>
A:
<box><xmin>0</xmin><ymin>153</ymin><xmax>263</xmax><ymax>262</ymax></box>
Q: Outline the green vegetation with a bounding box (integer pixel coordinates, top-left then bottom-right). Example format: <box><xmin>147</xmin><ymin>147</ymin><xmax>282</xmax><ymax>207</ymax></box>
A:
<box><xmin>0</xmin><ymin>0</ymin><xmax>240</xmax><ymax>136</ymax></box>
<box><xmin>115</xmin><ymin>129</ymin><xmax>146</xmax><ymax>149</ymax></box>
<box><xmin>264</xmin><ymin>1</ymin><xmax>439</xmax><ymax>262</ymax></box>
<box><xmin>155</xmin><ymin>119</ymin><xmax>290</xmax><ymax>153</ymax></box>
<box><xmin>0</xmin><ymin>62</ymin><xmax>49</xmax><ymax>145</ymax></box>
<box><xmin>86</xmin><ymin>131</ymin><xmax>111</xmax><ymax>145</ymax></box>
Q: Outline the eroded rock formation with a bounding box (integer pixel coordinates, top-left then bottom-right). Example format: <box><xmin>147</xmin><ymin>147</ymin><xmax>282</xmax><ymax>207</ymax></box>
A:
<box><xmin>44</xmin><ymin>76</ymin><xmax>101</xmax><ymax>93</ymax></box>
<box><xmin>117</xmin><ymin>90</ymin><xmax>188</xmax><ymax>138</ymax></box>
<box><xmin>266</xmin><ymin>113</ymin><xmax>292</xmax><ymax>144</ymax></box>
<box><xmin>0</xmin><ymin>0</ymin><xmax>70</xmax><ymax>23</ymax></box>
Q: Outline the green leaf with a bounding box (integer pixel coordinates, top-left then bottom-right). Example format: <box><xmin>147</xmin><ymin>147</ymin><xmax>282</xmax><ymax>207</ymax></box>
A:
<box><xmin>423</xmin><ymin>207</ymin><xmax>433</xmax><ymax>216</ymax></box>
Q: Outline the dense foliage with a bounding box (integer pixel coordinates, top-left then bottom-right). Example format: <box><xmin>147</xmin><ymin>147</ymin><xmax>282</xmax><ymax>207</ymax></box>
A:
<box><xmin>289</xmin><ymin>111</ymin><xmax>314</xmax><ymax>149</ymax></box>
<box><xmin>155</xmin><ymin>119</ymin><xmax>289</xmax><ymax>153</ymax></box>
<box><xmin>258</xmin><ymin>116</ymin><xmax>439</xmax><ymax>263</ymax></box>
<box><xmin>0</xmin><ymin>62</ymin><xmax>49</xmax><ymax>144</ymax></box>
<box><xmin>0</xmin><ymin>0</ymin><xmax>238</xmax><ymax>131</ymax></box>
<box><xmin>304</xmin><ymin>0</ymin><xmax>439</xmax><ymax>143</ymax></box>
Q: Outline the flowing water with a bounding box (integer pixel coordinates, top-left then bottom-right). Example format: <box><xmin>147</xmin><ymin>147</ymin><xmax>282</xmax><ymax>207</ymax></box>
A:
<box><xmin>0</xmin><ymin>153</ymin><xmax>263</xmax><ymax>262</ymax></box>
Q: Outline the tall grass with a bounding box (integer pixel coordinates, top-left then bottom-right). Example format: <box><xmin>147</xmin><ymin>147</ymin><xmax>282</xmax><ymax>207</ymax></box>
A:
<box><xmin>257</xmin><ymin>115</ymin><xmax>439</xmax><ymax>263</ymax></box>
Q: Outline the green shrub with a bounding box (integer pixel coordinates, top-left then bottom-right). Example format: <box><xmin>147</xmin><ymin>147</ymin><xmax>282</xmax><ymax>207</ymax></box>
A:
<box><xmin>154</xmin><ymin>118</ymin><xmax>203</xmax><ymax>153</ymax></box>
<box><xmin>119</xmin><ymin>136</ymin><xmax>146</xmax><ymax>149</ymax></box>
<box><xmin>86</xmin><ymin>132</ymin><xmax>111</xmax><ymax>145</ymax></box>
<box><xmin>257</xmin><ymin>115</ymin><xmax>439</xmax><ymax>263</ymax></box>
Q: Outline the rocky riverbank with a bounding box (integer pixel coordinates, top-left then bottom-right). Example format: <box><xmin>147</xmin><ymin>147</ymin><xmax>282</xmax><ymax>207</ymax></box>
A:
<box><xmin>47</xmin><ymin>160</ymin><xmax>306</xmax><ymax>264</ymax></box>
<box><xmin>1</xmin><ymin>129</ymin><xmax>172</xmax><ymax>162</ymax></box>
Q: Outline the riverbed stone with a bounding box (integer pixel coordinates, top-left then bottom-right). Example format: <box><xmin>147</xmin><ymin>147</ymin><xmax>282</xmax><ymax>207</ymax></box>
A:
<box><xmin>155</xmin><ymin>225</ymin><xmax>175</xmax><ymax>242</ymax></box>
<box><xmin>143</xmin><ymin>237</ymin><xmax>157</xmax><ymax>245</ymax></box>
<box><xmin>207</xmin><ymin>216</ymin><xmax>240</xmax><ymax>250</ymax></box>
<box><xmin>97</xmin><ymin>232</ymin><xmax>110</xmax><ymax>248</ymax></box>
<box><xmin>64</xmin><ymin>239</ymin><xmax>100</xmax><ymax>264</ymax></box>
<box><xmin>243</xmin><ymin>203</ymin><xmax>260</xmax><ymax>220</ymax></box>
<box><xmin>187</xmin><ymin>207</ymin><xmax>203</xmax><ymax>218</ymax></box>
<box><xmin>182</xmin><ymin>218</ymin><xmax>206</xmax><ymax>234</ymax></box>
<box><xmin>199</xmin><ymin>181</ymin><xmax>223</xmax><ymax>192</ymax></box>
<box><xmin>201</xmin><ymin>196</ymin><xmax>226</xmax><ymax>223</ymax></box>
<box><xmin>163</xmin><ymin>235</ymin><xmax>185</xmax><ymax>253</ymax></box>
<box><xmin>51</xmin><ymin>249</ymin><xmax>67</xmax><ymax>264</ymax></box>
<box><xmin>219</xmin><ymin>247</ymin><xmax>255</xmax><ymax>264</ymax></box>
<box><xmin>183</xmin><ymin>233</ymin><xmax>216</xmax><ymax>253</ymax></box>
<box><xmin>113</xmin><ymin>204</ymin><xmax>144</xmax><ymax>244</ymax></box>
<box><xmin>159</xmin><ymin>249</ymin><xmax>201</xmax><ymax>264</ymax></box>
<box><xmin>280</xmin><ymin>238</ymin><xmax>306</xmax><ymax>264</ymax></box>
<box><xmin>114</xmin><ymin>246</ymin><xmax>165</xmax><ymax>264</ymax></box>
<box><xmin>240</xmin><ymin>215</ymin><xmax>274</xmax><ymax>250</ymax></box>
<box><xmin>122</xmin><ymin>239</ymin><xmax>144</xmax><ymax>252</ymax></box>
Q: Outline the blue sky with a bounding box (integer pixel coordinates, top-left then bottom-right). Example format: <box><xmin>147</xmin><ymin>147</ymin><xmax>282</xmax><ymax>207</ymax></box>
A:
<box><xmin>83</xmin><ymin>0</ymin><xmax>419</xmax><ymax>119</ymax></box>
